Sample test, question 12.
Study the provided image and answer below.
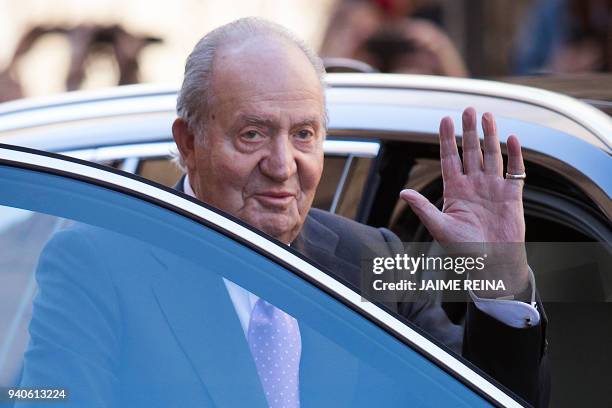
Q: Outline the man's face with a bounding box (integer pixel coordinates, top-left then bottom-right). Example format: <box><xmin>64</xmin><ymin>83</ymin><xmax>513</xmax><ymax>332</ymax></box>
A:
<box><xmin>177</xmin><ymin>37</ymin><xmax>325</xmax><ymax>244</ymax></box>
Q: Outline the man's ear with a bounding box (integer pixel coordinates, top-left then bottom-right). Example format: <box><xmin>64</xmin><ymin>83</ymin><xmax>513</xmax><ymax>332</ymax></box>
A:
<box><xmin>172</xmin><ymin>118</ymin><xmax>195</xmax><ymax>172</ymax></box>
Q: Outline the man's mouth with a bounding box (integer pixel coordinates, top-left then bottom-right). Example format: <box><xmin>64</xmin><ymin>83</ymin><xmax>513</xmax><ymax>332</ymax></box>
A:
<box><xmin>253</xmin><ymin>191</ymin><xmax>296</xmax><ymax>207</ymax></box>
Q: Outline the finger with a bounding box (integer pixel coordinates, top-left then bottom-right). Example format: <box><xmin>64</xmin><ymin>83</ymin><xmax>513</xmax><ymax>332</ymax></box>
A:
<box><xmin>461</xmin><ymin>107</ymin><xmax>483</xmax><ymax>174</ymax></box>
<box><xmin>400</xmin><ymin>189</ymin><xmax>446</xmax><ymax>239</ymax></box>
<box><xmin>506</xmin><ymin>134</ymin><xmax>525</xmax><ymax>189</ymax></box>
<box><xmin>439</xmin><ymin>116</ymin><xmax>463</xmax><ymax>180</ymax></box>
<box><xmin>482</xmin><ymin>112</ymin><xmax>503</xmax><ymax>176</ymax></box>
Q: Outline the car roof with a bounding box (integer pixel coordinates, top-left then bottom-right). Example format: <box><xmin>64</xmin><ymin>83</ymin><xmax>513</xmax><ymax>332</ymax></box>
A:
<box><xmin>0</xmin><ymin>73</ymin><xmax>610</xmax><ymax>150</ymax></box>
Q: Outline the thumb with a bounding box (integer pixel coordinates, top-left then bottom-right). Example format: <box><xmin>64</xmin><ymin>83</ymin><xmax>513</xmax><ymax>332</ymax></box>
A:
<box><xmin>400</xmin><ymin>189</ymin><xmax>446</xmax><ymax>239</ymax></box>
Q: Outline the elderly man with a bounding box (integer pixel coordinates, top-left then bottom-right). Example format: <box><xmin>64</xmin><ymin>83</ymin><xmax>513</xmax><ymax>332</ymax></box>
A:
<box><xmin>21</xmin><ymin>17</ymin><xmax>548</xmax><ymax>408</ymax></box>
<box><xmin>170</xmin><ymin>17</ymin><xmax>548</xmax><ymax>405</ymax></box>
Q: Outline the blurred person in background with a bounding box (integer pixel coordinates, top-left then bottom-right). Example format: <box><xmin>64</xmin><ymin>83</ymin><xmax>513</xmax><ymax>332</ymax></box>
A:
<box><xmin>320</xmin><ymin>0</ymin><xmax>467</xmax><ymax>76</ymax></box>
<box><xmin>513</xmin><ymin>0</ymin><xmax>612</xmax><ymax>75</ymax></box>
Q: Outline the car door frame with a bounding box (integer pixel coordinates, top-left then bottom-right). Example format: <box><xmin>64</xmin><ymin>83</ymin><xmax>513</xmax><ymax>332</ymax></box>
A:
<box><xmin>0</xmin><ymin>142</ymin><xmax>523</xmax><ymax>407</ymax></box>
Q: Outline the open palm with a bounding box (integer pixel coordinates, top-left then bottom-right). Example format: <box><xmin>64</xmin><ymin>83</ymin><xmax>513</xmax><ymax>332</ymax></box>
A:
<box><xmin>400</xmin><ymin>107</ymin><xmax>526</xmax><ymax>244</ymax></box>
<box><xmin>400</xmin><ymin>108</ymin><xmax>529</xmax><ymax>295</ymax></box>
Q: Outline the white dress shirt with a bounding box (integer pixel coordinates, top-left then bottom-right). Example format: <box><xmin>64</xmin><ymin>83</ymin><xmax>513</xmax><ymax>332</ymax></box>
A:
<box><xmin>223</xmin><ymin>279</ymin><xmax>259</xmax><ymax>336</ymax></box>
<box><xmin>183</xmin><ymin>176</ymin><xmax>540</xmax><ymax>329</ymax></box>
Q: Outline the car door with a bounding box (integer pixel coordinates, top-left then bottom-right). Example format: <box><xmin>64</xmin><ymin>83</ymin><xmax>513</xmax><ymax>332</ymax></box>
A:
<box><xmin>0</xmin><ymin>144</ymin><xmax>520</xmax><ymax>407</ymax></box>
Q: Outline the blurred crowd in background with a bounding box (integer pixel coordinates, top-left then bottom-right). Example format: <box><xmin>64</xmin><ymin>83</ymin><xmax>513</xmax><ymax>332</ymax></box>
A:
<box><xmin>1</xmin><ymin>0</ymin><xmax>611</xmax><ymax>103</ymax></box>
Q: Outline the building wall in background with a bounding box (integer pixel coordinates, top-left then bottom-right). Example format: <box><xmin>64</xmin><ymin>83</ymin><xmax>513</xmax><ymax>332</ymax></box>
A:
<box><xmin>0</xmin><ymin>0</ymin><xmax>336</xmax><ymax>98</ymax></box>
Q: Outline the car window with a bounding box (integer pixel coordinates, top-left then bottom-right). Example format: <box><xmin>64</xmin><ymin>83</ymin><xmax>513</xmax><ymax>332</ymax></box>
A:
<box><xmin>137</xmin><ymin>156</ymin><xmax>183</xmax><ymax>188</ymax></box>
<box><xmin>0</xmin><ymin>152</ymin><xmax>497</xmax><ymax>407</ymax></box>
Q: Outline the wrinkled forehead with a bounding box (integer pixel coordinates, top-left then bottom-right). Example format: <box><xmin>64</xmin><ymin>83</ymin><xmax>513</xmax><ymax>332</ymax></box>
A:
<box><xmin>208</xmin><ymin>36</ymin><xmax>325</xmax><ymax>126</ymax></box>
<box><xmin>214</xmin><ymin>94</ymin><xmax>325</xmax><ymax>130</ymax></box>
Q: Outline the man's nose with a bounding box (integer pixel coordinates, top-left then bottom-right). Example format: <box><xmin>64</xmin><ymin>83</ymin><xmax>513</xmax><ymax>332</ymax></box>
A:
<box><xmin>260</xmin><ymin>136</ymin><xmax>297</xmax><ymax>182</ymax></box>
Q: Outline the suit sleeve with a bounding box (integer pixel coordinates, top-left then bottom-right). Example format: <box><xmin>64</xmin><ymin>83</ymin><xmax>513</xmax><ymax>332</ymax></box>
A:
<box><xmin>378</xmin><ymin>227</ymin><xmax>550</xmax><ymax>407</ymax></box>
<box><xmin>463</xmin><ymin>296</ymin><xmax>551</xmax><ymax>407</ymax></box>
<box><xmin>19</xmin><ymin>228</ymin><xmax>120</xmax><ymax>408</ymax></box>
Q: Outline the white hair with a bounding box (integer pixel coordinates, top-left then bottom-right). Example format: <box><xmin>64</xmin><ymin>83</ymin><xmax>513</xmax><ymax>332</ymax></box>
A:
<box><xmin>176</xmin><ymin>17</ymin><xmax>327</xmax><ymax>136</ymax></box>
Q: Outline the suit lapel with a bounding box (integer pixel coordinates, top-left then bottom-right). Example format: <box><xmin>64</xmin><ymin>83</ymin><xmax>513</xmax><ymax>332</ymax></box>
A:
<box><xmin>295</xmin><ymin>213</ymin><xmax>400</xmax><ymax>313</ymax></box>
<box><xmin>292</xmin><ymin>214</ymin><xmax>362</xmax><ymax>290</ymax></box>
<box><xmin>150</xmin><ymin>249</ymin><xmax>268</xmax><ymax>407</ymax></box>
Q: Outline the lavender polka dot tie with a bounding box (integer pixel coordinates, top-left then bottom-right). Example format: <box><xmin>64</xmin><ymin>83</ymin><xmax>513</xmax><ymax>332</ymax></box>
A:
<box><xmin>247</xmin><ymin>299</ymin><xmax>301</xmax><ymax>408</ymax></box>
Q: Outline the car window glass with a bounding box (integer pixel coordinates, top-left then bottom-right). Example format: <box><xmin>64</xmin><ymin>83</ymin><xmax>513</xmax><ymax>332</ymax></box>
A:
<box><xmin>0</xmin><ymin>207</ymin><xmax>32</xmax><ymax>232</ymax></box>
<box><xmin>0</xmin><ymin>162</ymin><xmax>491</xmax><ymax>407</ymax></box>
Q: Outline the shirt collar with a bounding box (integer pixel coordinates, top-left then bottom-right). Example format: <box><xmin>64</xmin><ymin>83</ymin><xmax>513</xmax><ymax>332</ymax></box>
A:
<box><xmin>183</xmin><ymin>175</ymin><xmax>196</xmax><ymax>198</ymax></box>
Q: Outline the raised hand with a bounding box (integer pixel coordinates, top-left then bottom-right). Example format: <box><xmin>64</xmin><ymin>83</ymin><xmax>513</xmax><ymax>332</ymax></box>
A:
<box><xmin>400</xmin><ymin>107</ymin><xmax>529</xmax><ymax>296</ymax></box>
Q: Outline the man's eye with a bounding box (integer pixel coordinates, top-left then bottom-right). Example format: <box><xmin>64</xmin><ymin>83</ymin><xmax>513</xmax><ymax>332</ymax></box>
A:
<box><xmin>295</xmin><ymin>130</ymin><xmax>314</xmax><ymax>141</ymax></box>
<box><xmin>241</xmin><ymin>130</ymin><xmax>262</xmax><ymax>141</ymax></box>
